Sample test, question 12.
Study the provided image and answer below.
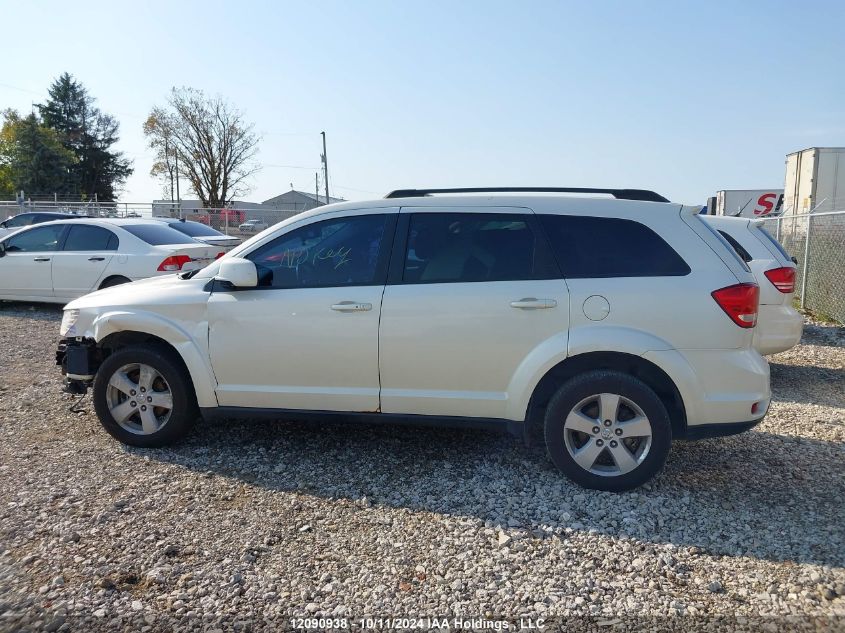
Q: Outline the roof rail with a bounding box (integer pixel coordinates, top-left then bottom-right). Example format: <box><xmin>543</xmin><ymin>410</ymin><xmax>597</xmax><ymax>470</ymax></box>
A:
<box><xmin>384</xmin><ymin>187</ymin><xmax>670</xmax><ymax>203</ymax></box>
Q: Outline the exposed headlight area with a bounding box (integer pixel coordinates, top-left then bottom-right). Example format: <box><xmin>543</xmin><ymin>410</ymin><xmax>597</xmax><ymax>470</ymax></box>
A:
<box><xmin>60</xmin><ymin>309</ymin><xmax>80</xmax><ymax>337</ymax></box>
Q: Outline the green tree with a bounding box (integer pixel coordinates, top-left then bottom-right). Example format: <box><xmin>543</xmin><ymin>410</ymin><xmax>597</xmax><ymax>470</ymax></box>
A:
<box><xmin>38</xmin><ymin>72</ymin><xmax>132</xmax><ymax>200</ymax></box>
<box><xmin>0</xmin><ymin>109</ymin><xmax>75</xmax><ymax>197</ymax></box>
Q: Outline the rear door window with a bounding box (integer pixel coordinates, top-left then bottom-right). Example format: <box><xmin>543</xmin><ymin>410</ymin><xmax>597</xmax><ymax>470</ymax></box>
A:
<box><xmin>63</xmin><ymin>225</ymin><xmax>119</xmax><ymax>251</ymax></box>
<box><xmin>403</xmin><ymin>213</ymin><xmax>555</xmax><ymax>283</ymax></box>
<box><xmin>538</xmin><ymin>215</ymin><xmax>690</xmax><ymax>278</ymax></box>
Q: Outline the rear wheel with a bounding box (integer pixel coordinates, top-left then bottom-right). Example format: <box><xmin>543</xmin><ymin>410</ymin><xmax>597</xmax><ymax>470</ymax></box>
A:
<box><xmin>92</xmin><ymin>345</ymin><xmax>197</xmax><ymax>447</ymax></box>
<box><xmin>544</xmin><ymin>370</ymin><xmax>672</xmax><ymax>491</ymax></box>
<box><xmin>99</xmin><ymin>276</ymin><xmax>131</xmax><ymax>289</ymax></box>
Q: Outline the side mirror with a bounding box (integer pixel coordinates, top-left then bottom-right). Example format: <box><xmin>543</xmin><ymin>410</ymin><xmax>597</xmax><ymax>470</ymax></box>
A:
<box><xmin>216</xmin><ymin>257</ymin><xmax>258</xmax><ymax>289</ymax></box>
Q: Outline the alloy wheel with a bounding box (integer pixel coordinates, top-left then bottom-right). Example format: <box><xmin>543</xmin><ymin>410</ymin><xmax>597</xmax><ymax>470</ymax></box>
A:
<box><xmin>562</xmin><ymin>392</ymin><xmax>653</xmax><ymax>477</ymax></box>
<box><xmin>104</xmin><ymin>363</ymin><xmax>174</xmax><ymax>435</ymax></box>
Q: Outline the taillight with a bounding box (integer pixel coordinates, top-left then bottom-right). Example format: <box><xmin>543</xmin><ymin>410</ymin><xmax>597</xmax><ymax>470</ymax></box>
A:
<box><xmin>215</xmin><ymin>252</ymin><xmax>225</xmax><ymax>259</ymax></box>
<box><xmin>764</xmin><ymin>267</ymin><xmax>795</xmax><ymax>293</ymax></box>
<box><xmin>157</xmin><ymin>255</ymin><xmax>192</xmax><ymax>272</ymax></box>
<box><xmin>711</xmin><ymin>283</ymin><xmax>759</xmax><ymax>328</ymax></box>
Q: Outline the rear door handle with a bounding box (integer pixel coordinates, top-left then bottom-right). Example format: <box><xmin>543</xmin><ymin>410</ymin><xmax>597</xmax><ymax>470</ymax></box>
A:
<box><xmin>331</xmin><ymin>301</ymin><xmax>372</xmax><ymax>312</ymax></box>
<box><xmin>33</xmin><ymin>257</ymin><xmax>51</xmax><ymax>262</ymax></box>
<box><xmin>510</xmin><ymin>297</ymin><xmax>557</xmax><ymax>310</ymax></box>
<box><xmin>88</xmin><ymin>256</ymin><xmax>106</xmax><ymax>261</ymax></box>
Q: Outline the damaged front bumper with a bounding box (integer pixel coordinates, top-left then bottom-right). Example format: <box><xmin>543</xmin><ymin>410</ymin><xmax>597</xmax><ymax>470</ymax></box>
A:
<box><xmin>56</xmin><ymin>338</ymin><xmax>100</xmax><ymax>395</ymax></box>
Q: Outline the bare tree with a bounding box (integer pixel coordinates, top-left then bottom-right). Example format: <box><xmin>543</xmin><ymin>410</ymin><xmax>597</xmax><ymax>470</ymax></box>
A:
<box><xmin>143</xmin><ymin>88</ymin><xmax>259</xmax><ymax>207</ymax></box>
<box><xmin>143</xmin><ymin>109</ymin><xmax>177</xmax><ymax>200</ymax></box>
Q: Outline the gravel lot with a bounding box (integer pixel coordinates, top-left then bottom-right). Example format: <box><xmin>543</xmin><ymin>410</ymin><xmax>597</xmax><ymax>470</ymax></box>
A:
<box><xmin>0</xmin><ymin>303</ymin><xmax>843</xmax><ymax>632</ymax></box>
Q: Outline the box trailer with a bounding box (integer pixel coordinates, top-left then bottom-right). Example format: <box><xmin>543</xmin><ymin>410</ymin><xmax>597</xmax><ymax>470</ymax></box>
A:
<box><xmin>784</xmin><ymin>147</ymin><xmax>845</xmax><ymax>215</ymax></box>
<box><xmin>715</xmin><ymin>189</ymin><xmax>784</xmax><ymax>217</ymax></box>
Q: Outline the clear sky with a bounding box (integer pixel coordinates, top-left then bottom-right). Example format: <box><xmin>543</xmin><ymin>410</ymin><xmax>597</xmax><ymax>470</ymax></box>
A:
<box><xmin>1</xmin><ymin>0</ymin><xmax>843</xmax><ymax>205</ymax></box>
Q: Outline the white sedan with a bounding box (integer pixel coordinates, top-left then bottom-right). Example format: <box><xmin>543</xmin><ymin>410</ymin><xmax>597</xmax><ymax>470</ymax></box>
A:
<box><xmin>0</xmin><ymin>219</ymin><xmax>225</xmax><ymax>304</ymax></box>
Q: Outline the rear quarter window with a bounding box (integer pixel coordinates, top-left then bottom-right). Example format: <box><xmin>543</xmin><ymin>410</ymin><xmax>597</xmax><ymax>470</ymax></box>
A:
<box><xmin>538</xmin><ymin>215</ymin><xmax>690</xmax><ymax>278</ymax></box>
<box><xmin>717</xmin><ymin>230</ymin><xmax>753</xmax><ymax>263</ymax></box>
<box><xmin>121</xmin><ymin>224</ymin><xmax>198</xmax><ymax>245</ymax></box>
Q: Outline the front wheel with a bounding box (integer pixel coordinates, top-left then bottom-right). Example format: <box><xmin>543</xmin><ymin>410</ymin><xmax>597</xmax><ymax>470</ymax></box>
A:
<box><xmin>92</xmin><ymin>345</ymin><xmax>198</xmax><ymax>447</ymax></box>
<box><xmin>544</xmin><ymin>370</ymin><xmax>672</xmax><ymax>491</ymax></box>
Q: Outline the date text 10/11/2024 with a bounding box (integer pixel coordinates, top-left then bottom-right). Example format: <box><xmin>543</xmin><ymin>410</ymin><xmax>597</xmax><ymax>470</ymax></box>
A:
<box><xmin>289</xmin><ymin>617</ymin><xmax>547</xmax><ymax>630</ymax></box>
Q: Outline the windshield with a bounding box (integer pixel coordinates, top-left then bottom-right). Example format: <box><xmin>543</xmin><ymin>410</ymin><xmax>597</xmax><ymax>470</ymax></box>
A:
<box><xmin>122</xmin><ymin>224</ymin><xmax>198</xmax><ymax>245</ymax></box>
<box><xmin>168</xmin><ymin>221</ymin><xmax>226</xmax><ymax>238</ymax></box>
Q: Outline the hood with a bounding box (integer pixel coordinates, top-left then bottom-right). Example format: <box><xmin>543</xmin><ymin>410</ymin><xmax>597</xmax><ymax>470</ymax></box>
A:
<box><xmin>65</xmin><ymin>274</ymin><xmax>207</xmax><ymax>311</ymax></box>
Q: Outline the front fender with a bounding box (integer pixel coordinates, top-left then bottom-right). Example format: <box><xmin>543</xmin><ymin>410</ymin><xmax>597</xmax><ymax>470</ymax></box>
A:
<box><xmin>85</xmin><ymin>310</ymin><xmax>218</xmax><ymax>408</ymax></box>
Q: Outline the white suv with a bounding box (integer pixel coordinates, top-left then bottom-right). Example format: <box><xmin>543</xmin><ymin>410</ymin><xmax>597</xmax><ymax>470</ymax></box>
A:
<box><xmin>57</xmin><ymin>188</ymin><xmax>770</xmax><ymax>491</ymax></box>
<box><xmin>704</xmin><ymin>215</ymin><xmax>802</xmax><ymax>355</ymax></box>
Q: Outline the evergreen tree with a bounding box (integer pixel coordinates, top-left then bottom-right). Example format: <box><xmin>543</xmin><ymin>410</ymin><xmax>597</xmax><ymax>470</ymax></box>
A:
<box><xmin>38</xmin><ymin>73</ymin><xmax>132</xmax><ymax>200</ymax></box>
<box><xmin>0</xmin><ymin>109</ymin><xmax>75</xmax><ymax>197</ymax></box>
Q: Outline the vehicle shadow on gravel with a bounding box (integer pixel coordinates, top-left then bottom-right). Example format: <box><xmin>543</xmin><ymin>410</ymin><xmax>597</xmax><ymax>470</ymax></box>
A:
<box><xmin>134</xmin><ymin>416</ymin><xmax>845</xmax><ymax>569</ymax></box>
<box><xmin>799</xmin><ymin>323</ymin><xmax>845</xmax><ymax>348</ymax></box>
<box><xmin>770</xmin><ymin>362</ymin><xmax>845</xmax><ymax>409</ymax></box>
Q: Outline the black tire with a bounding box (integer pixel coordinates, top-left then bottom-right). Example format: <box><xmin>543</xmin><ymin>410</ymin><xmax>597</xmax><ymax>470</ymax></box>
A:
<box><xmin>544</xmin><ymin>370</ymin><xmax>672</xmax><ymax>492</ymax></box>
<box><xmin>99</xmin><ymin>276</ymin><xmax>131</xmax><ymax>289</ymax></box>
<box><xmin>92</xmin><ymin>345</ymin><xmax>198</xmax><ymax>447</ymax></box>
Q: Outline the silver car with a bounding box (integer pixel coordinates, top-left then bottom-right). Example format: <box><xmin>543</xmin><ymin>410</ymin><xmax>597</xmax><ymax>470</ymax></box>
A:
<box><xmin>238</xmin><ymin>219</ymin><xmax>269</xmax><ymax>234</ymax></box>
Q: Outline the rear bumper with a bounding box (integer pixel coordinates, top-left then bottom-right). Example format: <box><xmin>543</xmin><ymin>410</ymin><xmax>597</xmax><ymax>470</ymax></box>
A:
<box><xmin>753</xmin><ymin>304</ymin><xmax>803</xmax><ymax>355</ymax></box>
<box><xmin>643</xmin><ymin>347</ymin><xmax>770</xmax><ymax>433</ymax></box>
<box><xmin>677</xmin><ymin>419</ymin><xmax>762</xmax><ymax>440</ymax></box>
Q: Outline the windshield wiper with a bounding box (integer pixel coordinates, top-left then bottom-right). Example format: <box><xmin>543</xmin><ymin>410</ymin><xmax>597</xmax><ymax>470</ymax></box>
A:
<box><xmin>179</xmin><ymin>269</ymin><xmax>200</xmax><ymax>280</ymax></box>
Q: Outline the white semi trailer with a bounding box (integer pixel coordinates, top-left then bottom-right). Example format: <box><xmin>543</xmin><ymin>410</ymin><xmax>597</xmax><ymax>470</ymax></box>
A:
<box><xmin>784</xmin><ymin>147</ymin><xmax>845</xmax><ymax>215</ymax></box>
<box><xmin>715</xmin><ymin>189</ymin><xmax>784</xmax><ymax>217</ymax></box>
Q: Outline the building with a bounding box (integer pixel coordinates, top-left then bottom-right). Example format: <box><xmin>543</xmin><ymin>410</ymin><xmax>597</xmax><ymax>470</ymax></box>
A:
<box><xmin>152</xmin><ymin>199</ymin><xmax>265</xmax><ymax>218</ymax></box>
<box><xmin>261</xmin><ymin>190</ymin><xmax>344</xmax><ymax>213</ymax></box>
<box><xmin>151</xmin><ymin>190</ymin><xmax>347</xmax><ymax>230</ymax></box>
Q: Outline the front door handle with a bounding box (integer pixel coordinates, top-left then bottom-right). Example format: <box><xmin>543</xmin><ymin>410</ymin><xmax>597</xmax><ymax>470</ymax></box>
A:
<box><xmin>88</xmin><ymin>256</ymin><xmax>106</xmax><ymax>261</ymax></box>
<box><xmin>331</xmin><ymin>301</ymin><xmax>372</xmax><ymax>312</ymax></box>
<box><xmin>33</xmin><ymin>257</ymin><xmax>51</xmax><ymax>262</ymax></box>
<box><xmin>510</xmin><ymin>297</ymin><xmax>557</xmax><ymax>310</ymax></box>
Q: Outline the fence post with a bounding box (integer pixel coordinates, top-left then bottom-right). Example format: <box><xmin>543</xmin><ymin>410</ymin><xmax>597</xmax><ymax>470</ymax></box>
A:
<box><xmin>776</xmin><ymin>216</ymin><xmax>782</xmax><ymax>242</ymax></box>
<box><xmin>800</xmin><ymin>214</ymin><xmax>812</xmax><ymax>309</ymax></box>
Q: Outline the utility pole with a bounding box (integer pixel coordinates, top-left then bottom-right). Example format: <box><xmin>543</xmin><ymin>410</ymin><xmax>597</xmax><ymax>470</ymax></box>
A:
<box><xmin>315</xmin><ymin>172</ymin><xmax>320</xmax><ymax>206</ymax></box>
<box><xmin>175</xmin><ymin>152</ymin><xmax>182</xmax><ymax>218</ymax></box>
<box><xmin>166</xmin><ymin>138</ymin><xmax>174</xmax><ymax>203</ymax></box>
<box><xmin>321</xmin><ymin>131</ymin><xmax>330</xmax><ymax>204</ymax></box>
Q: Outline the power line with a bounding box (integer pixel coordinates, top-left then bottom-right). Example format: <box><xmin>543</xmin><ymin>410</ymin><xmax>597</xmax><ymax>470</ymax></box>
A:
<box><xmin>332</xmin><ymin>184</ymin><xmax>381</xmax><ymax>195</ymax></box>
<box><xmin>263</xmin><ymin>163</ymin><xmax>321</xmax><ymax>170</ymax></box>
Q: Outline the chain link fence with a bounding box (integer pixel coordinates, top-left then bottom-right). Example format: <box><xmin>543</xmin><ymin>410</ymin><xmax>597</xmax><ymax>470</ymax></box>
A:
<box><xmin>0</xmin><ymin>201</ymin><xmax>307</xmax><ymax>234</ymax></box>
<box><xmin>760</xmin><ymin>210</ymin><xmax>845</xmax><ymax>324</ymax></box>
<box><xmin>155</xmin><ymin>207</ymin><xmax>303</xmax><ymax>237</ymax></box>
